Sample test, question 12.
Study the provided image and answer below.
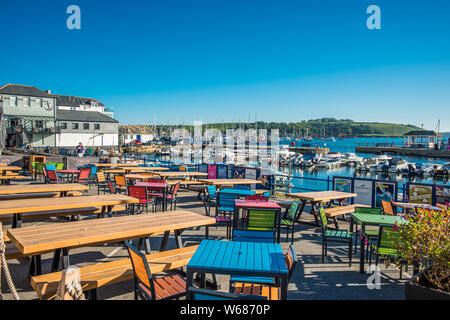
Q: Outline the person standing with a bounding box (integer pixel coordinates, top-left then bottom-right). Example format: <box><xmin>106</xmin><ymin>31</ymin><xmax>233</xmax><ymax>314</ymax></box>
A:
<box><xmin>75</xmin><ymin>142</ymin><xmax>85</xmax><ymax>157</ymax></box>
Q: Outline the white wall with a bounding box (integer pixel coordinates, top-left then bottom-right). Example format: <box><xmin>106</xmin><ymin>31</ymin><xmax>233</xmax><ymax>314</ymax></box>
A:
<box><xmin>57</xmin><ymin>133</ymin><xmax>119</xmax><ymax>148</ymax></box>
<box><xmin>122</xmin><ymin>134</ymin><xmax>154</xmax><ymax>144</ymax></box>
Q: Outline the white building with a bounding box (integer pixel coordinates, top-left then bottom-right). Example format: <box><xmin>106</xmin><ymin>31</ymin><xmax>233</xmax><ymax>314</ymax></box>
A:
<box><xmin>119</xmin><ymin>125</ymin><xmax>154</xmax><ymax>145</ymax></box>
<box><xmin>56</xmin><ymin>110</ymin><xmax>119</xmax><ymax>149</ymax></box>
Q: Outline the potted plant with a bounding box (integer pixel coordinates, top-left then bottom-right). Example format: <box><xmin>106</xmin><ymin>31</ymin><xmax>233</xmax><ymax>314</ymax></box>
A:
<box><xmin>390</xmin><ymin>206</ymin><xmax>449</xmax><ymax>299</ymax></box>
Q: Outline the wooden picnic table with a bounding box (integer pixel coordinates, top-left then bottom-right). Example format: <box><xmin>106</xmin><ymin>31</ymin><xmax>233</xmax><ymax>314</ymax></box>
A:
<box><xmin>94</xmin><ymin>163</ymin><xmax>144</xmax><ymax>167</ymax></box>
<box><xmin>0</xmin><ymin>166</ymin><xmax>22</xmax><ymax>172</ymax></box>
<box><xmin>286</xmin><ymin>191</ymin><xmax>357</xmax><ymax>226</ymax></box>
<box><xmin>8</xmin><ymin>210</ymin><xmax>216</xmax><ymax>273</ymax></box>
<box><xmin>197</xmin><ymin>179</ymin><xmax>263</xmax><ymax>186</ymax></box>
<box><xmin>0</xmin><ymin>183</ymin><xmax>88</xmax><ymax>197</ymax></box>
<box><xmin>0</xmin><ymin>194</ymin><xmax>139</xmax><ymax>228</ymax></box>
<box><xmin>391</xmin><ymin>201</ymin><xmax>443</xmax><ymax>212</ymax></box>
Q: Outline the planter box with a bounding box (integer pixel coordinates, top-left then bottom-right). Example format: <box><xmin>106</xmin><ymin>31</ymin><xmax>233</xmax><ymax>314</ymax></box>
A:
<box><xmin>405</xmin><ymin>273</ymin><xmax>450</xmax><ymax>300</ymax></box>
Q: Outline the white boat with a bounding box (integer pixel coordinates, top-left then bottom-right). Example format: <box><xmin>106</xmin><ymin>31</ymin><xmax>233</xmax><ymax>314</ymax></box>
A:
<box><xmin>342</xmin><ymin>153</ymin><xmax>363</xmax><ymax>166</ymax></box>
<box><xmin>388</xmin><ymin>158</ymin><xmax>409</xmax><ymax>173</ymax></box>
<box><xmin>357</xmin><ymin>157</ymin><xmax>380</xmax><ymax>171</ymax></box>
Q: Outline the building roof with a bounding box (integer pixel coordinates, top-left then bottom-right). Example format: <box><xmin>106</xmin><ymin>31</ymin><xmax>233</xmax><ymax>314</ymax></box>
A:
<box><xmin>52</xmin><ymin>94</ymin><xmax>105</xmax><ymax>107</ymax></box>
<box><xmin>0</xmin><ymin>84</ymin><xmax>54</xmax><ymax>98</ymax></box>
<box><xmin>404</xmin><ymin>130</ymin><xmax>441</xmax><ymax>136</ymax></box>
<box><xmin>56</xmin><ymin>110</ymin><xmax>118</xmax><ymax>123</ymax></box>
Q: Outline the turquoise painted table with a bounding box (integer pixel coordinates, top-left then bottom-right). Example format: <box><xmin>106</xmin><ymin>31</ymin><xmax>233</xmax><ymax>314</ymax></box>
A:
<box><xmin>219</xmin><ymin>189</ymin><xmax>256</xmax><ymax>197</ymax></box>
<box><xmin>186</xmin><ymin>239</ymin><xmax>289</xmax><ymax>300</ymax></box>
<box><xmin>350</xmin><ymin>213</ymin><xmax>407</xmax><ymax>274</ymax></box>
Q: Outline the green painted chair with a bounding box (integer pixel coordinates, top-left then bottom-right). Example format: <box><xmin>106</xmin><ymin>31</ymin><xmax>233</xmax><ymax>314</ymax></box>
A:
<box><xmin>353</xmin><ymin>207</ymin><xmax>382</xmax><ymax>257</ymax></box>
<box><xmin>319</xmin><ymin>207</ymin><xmax>353</xmax><ymax>266</ymax></box>
<box><xmin>247</xmin><ymin>209</ymin><xmax>277</xmax><ymax>232</ymax></box>
<box><xmin>369</xmin><ymin>224</ymin><xmax>406</xmax><ymax>279</ymax></box>
<box><xmin>34</xmin><ymin>163</ymin><xmax>46</xmax><ymax>181</ymax></box>
<box><xmin>280</xmin><ymin>201</ymin><xmax>300</xmax><ymax>244</ymax></box>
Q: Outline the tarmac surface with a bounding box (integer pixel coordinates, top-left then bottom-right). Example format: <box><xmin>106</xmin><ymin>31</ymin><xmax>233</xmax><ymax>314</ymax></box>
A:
<box><xmin>0</xmin><ymin>178</ymin><xmax>408</xmax><ymax>300</ymax></box>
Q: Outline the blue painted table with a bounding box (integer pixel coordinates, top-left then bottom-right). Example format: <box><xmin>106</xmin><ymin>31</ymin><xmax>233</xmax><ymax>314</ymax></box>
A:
<box><xmin>219</xmin><ymin>189</ymin><xmax>256</xmax><ymax>197</ymax></box>
<box><xmin>186</xmin><ymin>239</ymin><xmax>289</xmax><ymax>300</ymax></box>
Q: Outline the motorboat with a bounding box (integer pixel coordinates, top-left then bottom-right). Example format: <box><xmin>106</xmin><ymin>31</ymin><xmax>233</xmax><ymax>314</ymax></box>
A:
<box><xmin>342</xmin><ymin>153</ymin><xmax>363</xmax><ymax>166</ymax></box>
<box><xmin>388</xmin><ymin>158</ymin><xmax>409</xmax><ymax>173</ymax></box>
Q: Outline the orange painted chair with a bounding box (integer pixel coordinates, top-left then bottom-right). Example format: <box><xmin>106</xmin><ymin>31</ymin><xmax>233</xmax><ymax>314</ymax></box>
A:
<box><xmin>124</xmin><ymin>240</ymin><xmax>187</xmax><ymax>300</ymax></box>
<box><xmin>231</xmin><ymin>244</ymin><xmax>298</xmax><ymax>300</ymax></box>
<box><xmin>381</xmin><ymin>200</ymin><xmax>396</xmax><ymax>215</ymax></box>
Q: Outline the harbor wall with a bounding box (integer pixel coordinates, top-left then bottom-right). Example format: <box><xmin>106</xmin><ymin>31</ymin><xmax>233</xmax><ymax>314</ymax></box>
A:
<box><xmin>355</xmin><ymin>146</ymin><xmax>450</xmax><ymax>159</ymax></box>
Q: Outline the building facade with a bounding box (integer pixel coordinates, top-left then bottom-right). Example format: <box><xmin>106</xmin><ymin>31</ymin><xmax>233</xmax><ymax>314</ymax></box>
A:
<box><xmin>0</xmin><ymin>84</ymin><xmax>57</xmax><ymax>148</ymax></box>
<box><xmin>56</xmin><ymin>110</ymin><xmax>119</xmax><ymax>149</ymax></box>
<box><xmin>119</xmin><ymin>125</ymin><xmax>154</xmax><ymax>145</ymax></box>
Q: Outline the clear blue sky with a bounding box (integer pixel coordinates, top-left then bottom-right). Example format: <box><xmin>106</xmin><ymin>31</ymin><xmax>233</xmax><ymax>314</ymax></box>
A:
<box><xmin>1</xmin><ymin>0</ymin><xmax>449</xmax><ymax>131</ymax></box>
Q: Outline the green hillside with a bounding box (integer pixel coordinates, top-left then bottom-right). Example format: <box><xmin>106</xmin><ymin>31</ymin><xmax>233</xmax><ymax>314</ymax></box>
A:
<box><xmin>151</xmin><ymin>118</ymin><xmax>424</xmax><ymax>137</ymax></box>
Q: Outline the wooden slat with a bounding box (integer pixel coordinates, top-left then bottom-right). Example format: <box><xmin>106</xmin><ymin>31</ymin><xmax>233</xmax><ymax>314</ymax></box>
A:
<box><xmin>0</xmin><ymin>194</ymin><xmax>138</xmax><ymax>216</ymax></box>
<box><xmin>286</xmin><ymin>191</ymin><xmax>357</xmax><ymax>202</ymax></box>
<box><xmin>0</xmin><ymin>183</ymin><xmax>89</xmax><ymax>195</ymax></box>
<box><xmin>31</xmin><ymin>245</ymin><xmax>199</xmax><ymax>300</ymax></box>
<box><xmin>9</xmin><ymin>211</ymin><xmax>215</xmax><ymax>254</ymax></box>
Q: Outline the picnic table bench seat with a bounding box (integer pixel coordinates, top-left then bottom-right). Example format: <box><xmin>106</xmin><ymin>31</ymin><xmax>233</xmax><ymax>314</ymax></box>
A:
<box><xmin>323</xmin><ymin>204</ymin><xmax>371</xmax><ymax>218</ymax></box>
<box><xmin>30</xmin><ymin>244</ymin><xmax>199</xmax><ymax>300</ymax></box>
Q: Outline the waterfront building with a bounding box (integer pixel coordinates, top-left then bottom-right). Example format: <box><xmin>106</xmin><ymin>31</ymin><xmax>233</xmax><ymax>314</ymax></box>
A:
<box><xmin>51</xmin><ymin>93</ymin><xmax>114</xmax><ymax>118</ymax></box>
<box><xmin>403</xmin><ymin>130</ymin><xmax>442</xmax><ymax>149</ymax></box>
<box><xmin>119</xmin><ymin>125</ymin><xmax>154</xmax><ymax>145</ymax></box>
<box><xmin>0</xmin><ymin>84</ymin><xmax>57</xmax><ymax>148</ymax></box>
<box><xmin>56</xmin><ymin>109</ymin><xmax>119</xmax><ymax>149</ymax></box>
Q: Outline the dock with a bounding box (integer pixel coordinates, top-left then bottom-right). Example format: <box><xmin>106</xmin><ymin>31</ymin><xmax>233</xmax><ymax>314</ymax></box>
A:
<box><xmin>288</xmin><ymin>147</ymin><xmax>329</xmax><ymax>155</ymax></box>
<box><xmin>355</xmin><ymin>146</ymin><xmax>450</xmax><ymax>159</ymax></box>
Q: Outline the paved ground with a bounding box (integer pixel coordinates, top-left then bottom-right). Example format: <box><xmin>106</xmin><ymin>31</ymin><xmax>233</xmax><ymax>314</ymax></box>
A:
<box><xmin>0</xmin><ymin>178</ymin><xmax>408</xmax><ymax>300</ymax></box>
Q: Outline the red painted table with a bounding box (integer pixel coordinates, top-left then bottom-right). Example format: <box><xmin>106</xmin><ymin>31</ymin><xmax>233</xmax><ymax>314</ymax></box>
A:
<box><xmin>234</xmin><ymin>200</ymin><xmax>282</xmax><ymax>243</ymax></box>
<box><xmin>57</xmin><ymin>170</ymin><xmax>80</xmax><ymax>182</ymax></box>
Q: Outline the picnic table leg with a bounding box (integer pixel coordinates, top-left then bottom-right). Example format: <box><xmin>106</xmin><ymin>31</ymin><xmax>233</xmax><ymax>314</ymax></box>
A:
<box><xmin>51</xmin><ymin>249</ymin><xmax>62</xmax><ymax>272</ymax></box>
<box><xmin>359</xmin><ymin>224</ymin><xmax>366</xmax><ymax>274</ymax></box>
<box><xmin>28</xmin><ymin>255</ymin><xmax>42</xmax><ymax>277</ymax></box>
<box><xmin>61</xmin><ymin>248</ymin><xmax>70</xmax><ymax>270</ymax></box>
<box><xmin>12</xmin><ymin>213</ymin><xmax>22</xmax><ymax>228</ymax></box>
<box><xmin>159</xmin><ymin>231</ymin><xmax>171</xmax><ymax>251</ymax></box>
<box><xmin>295</xmin><ymin>201</ymin><xmax>307</xmax><ymax>222</ymax></box>
<box><xmin>174</xmin><ymin>229</ymin><xmax>185</xmax><ymax>249</ymax></box>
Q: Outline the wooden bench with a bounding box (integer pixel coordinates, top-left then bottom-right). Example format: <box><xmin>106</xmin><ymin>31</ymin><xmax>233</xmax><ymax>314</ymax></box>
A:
<box><xmin>30</xmin><ymin>245</ymin><xmax>199</xmax><ymax>300</ymax></box>
<box><xmin>324</xmin><ymin>205</ymin><xmax>357</xmax><ymax>218</ymax></box>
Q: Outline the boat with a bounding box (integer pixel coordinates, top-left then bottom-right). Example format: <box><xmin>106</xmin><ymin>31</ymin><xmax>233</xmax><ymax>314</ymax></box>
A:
<box><xmin>434</xmin><ymin>163</ymin><xmax>449</xmax><ymax>176</ymax></box>
<box><xmin>342</xmin><ymin>153</ymin><xmax>363</xmax><ymax>166</ymax></box>
<box><xmin>388</xmin><ymin>158</ymin><xmax>409</xmax><ymax>173</ymax></box>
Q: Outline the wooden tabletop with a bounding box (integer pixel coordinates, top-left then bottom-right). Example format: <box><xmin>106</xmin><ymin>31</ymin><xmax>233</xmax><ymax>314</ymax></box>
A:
<box><xmin>235</xmin><ymin>199</ymin><xmax>281</xmax><ymax>209</ymax></box>
<box><xmin>0</xmin><ymin>166</ymin><xmax>22</xmax><ymax>171</ymax></box>
<box><xmin>392</xmin><ymin>201</ymin><xmax>442</xmax><ymax>211</ymax></box>
<box><xmin>152</xmin><ymin>172</ymin><xmax>209</xmax><ymax>177</ymax></box>
<box><xmin>8</xmin><ymin>210</ymin><xmax>216</xmax><ymax>255</ymax></box>
<box><xmin>0</xmin><ymin>194</ymin><xmax>139</xmax><ymax>216</ymax></box>
<box><xmin>286</xmin><ymin>191</ymin><xmax>357</xmax><ymax>202</ymax></box>
<box><xmin>0</xmin><ymin>176</ymin><xmax>25</xmax><ymax>180</ymax></box>
<box><xmin>0</xmin><ymin>183</ymin><xmax>88</xmax><ymax>195</ymax></box>
<box><xmin>94</xmin><ymin>163</ymin><xmax>143</xmax><ymax>167</ymax></box>
<box><xmin>197</xmin><ymin>179</ymin><xmax>263</xmax><ymax>186</ymax></box>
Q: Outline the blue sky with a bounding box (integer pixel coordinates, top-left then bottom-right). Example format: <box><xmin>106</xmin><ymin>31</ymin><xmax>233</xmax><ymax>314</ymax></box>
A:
<box><xmin>1</xmin><ymin>0</ymin><xmax>449</xmax><ymax>130</ymax></box>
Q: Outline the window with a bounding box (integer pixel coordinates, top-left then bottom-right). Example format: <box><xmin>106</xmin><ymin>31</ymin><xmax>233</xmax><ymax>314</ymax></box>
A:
<box><xmin>10</xmin><ymin>96</ymin><xmax>16</xmax><ymax>106</ymax></box>
<box><xmin>72</xmin><ymin>123</ymin><xmax>79</xmax><ymax>130</ymax></box>
<box><xmin>83</xmin><ymin>123</ymin><xmax>90</xmax><ymax>130</ymax></box>
<box><xmin>94</xmin><ymin>123</ymin><xmax>100</xmax><ymax>130</ymax></box>
<box><xmin>10</xmin><ymin>119</ymin><xmax>19</xmax><ymax>127</ymax></box>
<box><xmin>35</xmin><ymin>121</ymin><xmax>44</xmax><ymax>129</ymax></box>
<box><xmin>61</xmin><ymin>123</ymin><xmax>67</xmax><ymax>129</ymax></box>
<box><xmin>23</xmin><ymin>97</ymin><xmax>29</xmax><ymax>107</ymax></box>
<box><xmin>30</xmin><ymin>99</ymin><xmax>36</xmax><ymax>108</ymax></box>
<box><xmin>36</xmin><ymin>98</ymin><xmax>41</xmax><ymax>107</ymax></box>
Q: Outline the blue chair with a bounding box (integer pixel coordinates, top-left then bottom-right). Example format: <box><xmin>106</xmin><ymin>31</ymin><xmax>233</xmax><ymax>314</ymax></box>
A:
<box><xmin>186</xmin><ymin>287</ymin><xmax>267</xmax><ymax>300</ymax></box>
<box><xmin>262</xmin><ymin>191</ymin><xmax>271</xmax><ymax>197</ymax></box>
<box><xmin>202</xmin><ymin>186</ymin><xmax>217</xmax><ymax>215</ymax></box>
<box><xmin>215</xmin><ymin>192</ymin><xmax>239</xmax><ymax>239</ymax></box>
